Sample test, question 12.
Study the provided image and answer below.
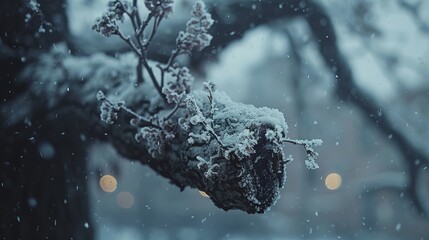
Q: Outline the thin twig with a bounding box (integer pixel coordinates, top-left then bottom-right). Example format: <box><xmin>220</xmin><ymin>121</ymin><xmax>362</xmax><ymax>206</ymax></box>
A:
<box><xmin>159</xmin><ymin>65</ymin><xmax>166</xmax><ymax>88</ymax></box>
<box><xmin>116</xmin><ymin>31</ymin><xmax>144</xmax><ymax>84</ymax></box>
<box><xmin>121</xmin><ymin>4</ymin><xmax>135</xmax><ymax>26</ymax></box>
<box><xmin>116</xmin><ymin>30</ymin><xmax>141</xmax><ymax>57</ymax></box>
<box><xmin>121</xmin><ymin>106</ymin><xmax>161</xmax><ymax>129</ymax></box>
<box><xmin>204</xmin><ymin>122</ymin><xmax>226</xmax><ymax>149</ymax></box>
<box><xmin>141</xmin><ymin>58</ymin><xmax>167</xmax><ymax>103</ymax></box>
<box><xmin>143</xmin><ymin>15</ymin><xmax>163</xmax><ymax>50</ymax></box>
<box><xmin>164</xmin><ymin>101</ymin><xmax>183</xmax><ymax>121</ymax></box>
<box><xmin>157</xmin><ymin>48</ymin><xmax>184</xmax><ymax>89</ymax></box>
<box><xmin>104</xmin><ymin>98</ymin><xmax>161</xmax><ymax>129</ymax></box>
<box><xmin>163</xmin><ymin>48</ymin><xmax>182</xmax><ymax>71</ymax></box>
<box><xmin>137</xmin><ymin>11</ymin><xmax>155</xmax><ymax>38</ymax></box>
<box><xmin>132</xmin><ymin>0</ymin><xmax>143</xmax><ymax>28</ymax></box>
<box><xmin>136</xmin><ymin>58</ymin><xmax>144</xmax><ymax>84</ymax></box>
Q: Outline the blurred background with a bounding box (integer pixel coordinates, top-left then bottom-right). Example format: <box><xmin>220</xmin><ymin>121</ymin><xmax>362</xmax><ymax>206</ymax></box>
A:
<box><xmin>1</xmin><ymin>0</ymin><xmax>429</xmax><ymax>239</ymax></box>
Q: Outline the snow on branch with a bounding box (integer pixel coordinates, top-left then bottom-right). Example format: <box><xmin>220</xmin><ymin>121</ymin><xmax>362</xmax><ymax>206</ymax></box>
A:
<box><xmin>2</xmin><ymin>0</ymin><xmax>323</xmax><ymax>214</ymax></box>
<box><xmin>283</xmin><ymin>138</ymin><xmax>323</xmax><ymax>170</ymax></box>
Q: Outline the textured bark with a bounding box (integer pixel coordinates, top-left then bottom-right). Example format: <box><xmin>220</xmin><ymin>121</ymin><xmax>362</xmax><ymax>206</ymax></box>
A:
<box><xmin>2</xmin><ymin>51</ymin><xmax>289</xmax><ymax>214</ymax></box>
<box><xmin>110</xmin><ymin>117</ymin><xmax>285</xmax><ymax>214</ymax></box>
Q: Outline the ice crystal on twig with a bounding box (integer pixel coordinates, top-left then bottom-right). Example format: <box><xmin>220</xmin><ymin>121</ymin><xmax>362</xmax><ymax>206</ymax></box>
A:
<box><xmin>108</xmin><ymin>0</ymin><xmax>128</xmax><ymax>22</ymax></box>
<box><xmin>283</xmin><ymin>138</ymin><xmax>323</xmax><ymax>169</ymax></box>
<box><xmin>99</xmin><ymin>98</ymin><xmax>123</xmax><ymax>124</ymax></box>
<box><xmin>92</xmin><ymin>12</ymin><xmax>120</xmax><ymax>37</ymax></box>
<box><xmin>135</xmin><ymin>127</ymin><xmax>163</xmax><ymax>157</ymax></box>
<box><xmin>144</xmin><ymin>0</ymin><xmax>174</xmax><ymax>17</ymax></box>
<box><xmin>162</xmin><ymin>65</ymin><xmax>193</xmax><ymax>104</ymax></box>
<box><xmin>224</xmin><ymin>129</ymin><xmax>258</xmax><ymax>159</ymax></box>
<box><xmin>176</xmin><ymin>1</ymin><xmax>214</xmax><ymax>53</ymax></box>
<box><xmin>184</xmin><ymin>82</ymin><xmax>230</xmax><ymax>150</ymax></box>
<box><xmin>92</xmin><ymin>1</ymin><xmax>130</xmax><ymax>37</ymax></box>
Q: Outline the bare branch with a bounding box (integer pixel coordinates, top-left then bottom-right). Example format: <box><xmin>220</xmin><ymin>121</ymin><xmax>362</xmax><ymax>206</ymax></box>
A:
<box><xmin>143</xmin><ymin>15</ymin><xmax>162</xmax><ymax>50</ymax></box>
<box><xmin>115</xmin><ymin>30</ymin><xmax>141</xmax><ymax>57</ymax></box>
<box><xmin>141</xmin><ymin>57</ymin><xmax>167</xmax><ymax>103</ymax></box>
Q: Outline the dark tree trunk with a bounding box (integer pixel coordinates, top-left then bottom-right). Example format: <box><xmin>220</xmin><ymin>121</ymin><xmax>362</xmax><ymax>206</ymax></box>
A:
<box><xmin>0</xmin><ymin>0</ymin><xmax>94</xmax><ymax>239</ymax></box>
<box><xmin>1</xmin><ymin>115</ymin><xmax>93</xmax><ymax>239</ymax></box>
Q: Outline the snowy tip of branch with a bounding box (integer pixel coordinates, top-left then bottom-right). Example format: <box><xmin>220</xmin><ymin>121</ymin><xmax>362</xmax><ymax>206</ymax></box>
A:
<box><xmin>193</xmin><ymin>1</ymin><xmax>207</xmax><ymax>16</ymax></box>
<box><xmin>176</xmin><ymin>0</ymin><xmax>214</xmax><ymax>52</ymax></box>
<box><xmin>305</xmin><ymin>159</ymin><xmax>319</xmax><ymax>170</ymax></box>
<box><xmin>100</xmin><ymin>101</ymin><xmax>118</xmax><ymax>124</ymax></box>
<box><xmin>97</xmin><ymin>93</ymin><xmax>125</xmax><ymax>124</ymax></box>
<box><xmin>202</xmin><ymin>81</ymin><xmax>216</xmax><ymax>93</ymax></box>
<box><xmin>308</xmin><ymin>138</ymin><xmax>323</xmax><ymax>146</ymax></box>
<box><xmin>145</xmin><ymin>0</ymin><xmax>174</xmax><ymax>17</ymax></box>
<box><xmin>303</xmin><ymin>140</ymin><xmax>321</xmax><ymax>169</ymax></box>
<box><xmin>283</xmin><ymin>138</ymin><xmax>323</xmax><ymax>170</ymax></box>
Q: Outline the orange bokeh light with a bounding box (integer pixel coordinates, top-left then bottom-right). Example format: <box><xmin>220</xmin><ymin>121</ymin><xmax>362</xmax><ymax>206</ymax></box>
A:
<box><xmin>99</xmin><ymin>175</ymin><xmax>117</xmax><ymax>193</ymax></box>
<box><xmin>325</xmin><ymin>173</ymin><xmax>342</xmax><ymax>190</ymax></box>
<box><xmin>199</xmin><ymin>190</ymin><xmax>209</xmax><ymax>198</ymax></box>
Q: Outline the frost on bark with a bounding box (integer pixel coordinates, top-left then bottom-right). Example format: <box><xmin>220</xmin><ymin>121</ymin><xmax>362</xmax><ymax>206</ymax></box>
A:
<box><xmin>3</xmin><ymin>48</ymin><xmax>317</xmax><ymax>213</ymax></box>
<box><xmin>2</xmin><ymin>0</ymin><xmax>321</xmax><ymax>215</ymax></box>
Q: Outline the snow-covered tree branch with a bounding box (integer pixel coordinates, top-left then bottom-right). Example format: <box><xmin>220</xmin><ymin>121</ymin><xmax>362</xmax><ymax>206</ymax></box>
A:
<box><xmin>2</xmin><ymin>0</ymin><xmax>321</xmax><ymax>215</ymax></box>
<box><xmin>2</xmin><ymin>0</ymin><xmax>429</xmax><ymax>239</ymax></box>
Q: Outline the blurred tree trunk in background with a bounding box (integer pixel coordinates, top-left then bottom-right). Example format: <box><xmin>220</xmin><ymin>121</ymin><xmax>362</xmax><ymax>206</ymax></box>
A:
<box><xmin>193</xmin><ymin>0</ymin><xmax>428</xmax><ymax>216</ymax></box>
<box><xmin>0</xmin><ymin>0</ymin><xmax>93</xmax><ymax>239</ymax></box>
